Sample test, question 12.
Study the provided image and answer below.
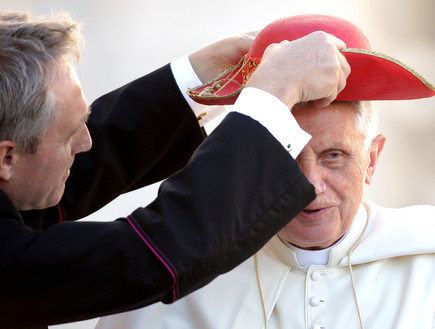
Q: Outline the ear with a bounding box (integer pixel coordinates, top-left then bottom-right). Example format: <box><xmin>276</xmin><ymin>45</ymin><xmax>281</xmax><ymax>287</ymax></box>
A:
<box><xmin>365</xmin><ymin>134</ymin><xmax>387</xmax><ymax>185</ymax></box>
<box><xmin>0</xmin><ymin>141</ymin><xmax>18</xmax><ymax>181</ymax></box>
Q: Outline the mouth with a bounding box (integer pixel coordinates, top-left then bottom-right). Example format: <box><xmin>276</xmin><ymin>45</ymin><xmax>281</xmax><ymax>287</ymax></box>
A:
<box><xmin>303</xmin><ymin>208</ymin><xmax>323</xmax><ymax>214</ymax></box>
<box><xmin>300</xmin><ymin>206</ymin><xmax>332</xmax><ymax>218</ymax></box>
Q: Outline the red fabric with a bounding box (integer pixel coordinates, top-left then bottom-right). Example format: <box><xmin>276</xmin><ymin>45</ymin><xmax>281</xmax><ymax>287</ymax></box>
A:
<box><xmin>249</xmin><ymin>15</ymin><xmax>372</xmax><ymax>58</ymax></box>
<box><xmin>188</xmin><ymin>14</ymin><xmax>435</xmax><ymax>105</ymax></box>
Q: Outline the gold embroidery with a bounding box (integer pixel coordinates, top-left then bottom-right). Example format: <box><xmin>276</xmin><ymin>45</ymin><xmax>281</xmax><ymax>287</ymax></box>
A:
<box><xmin>196</xmin><ymin>112</ymin><xmax>207</xmax><ymax>121</ymax></box>
<box><xmin>187</xmin><ymin>55</ymin><xmax>261</xmax><ymax>101</ymax></box>
<box><xmin>342</xmin><ymin>48</ymin><xmax>435</xmax><ymax>90</ymax></box>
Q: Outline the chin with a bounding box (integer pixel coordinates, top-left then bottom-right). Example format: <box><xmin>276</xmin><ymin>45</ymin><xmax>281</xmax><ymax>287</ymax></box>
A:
<box><xmin>41</xmin><ymin>187</ymin><xmax>65</xmax><ymax>209</ymax></box>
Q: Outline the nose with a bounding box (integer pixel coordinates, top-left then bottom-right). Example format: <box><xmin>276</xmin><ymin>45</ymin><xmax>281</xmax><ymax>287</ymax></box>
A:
<box><xmin>73</xmin><ymin>124</ymin><xmax>92</xmax><ymax>155</ymax></box>
<box><xmin>299</xmin><ymin>160</ymin><xmax>326</xmax><ymax>195</ymax></box>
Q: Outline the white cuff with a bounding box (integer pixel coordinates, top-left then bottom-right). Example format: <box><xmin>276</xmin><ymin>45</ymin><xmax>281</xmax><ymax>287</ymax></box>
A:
<box><xmin>233</xmin><ymin>87</ymin><xmax>311</xmax><ymax>159</ymax></box>
<box><xmin>170</xmin><ymin>56</ymin><xmax>226</xmax><ymax>126</ymax></box>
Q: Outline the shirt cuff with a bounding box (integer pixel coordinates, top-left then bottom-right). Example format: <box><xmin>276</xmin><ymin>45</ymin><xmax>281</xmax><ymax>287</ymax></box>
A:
<box><xmin>170</xmin><ymin>55</ymin><xmax>226</xmax><ymax>126</ymax></box>
<box><xmin>232</xmin><ymin>87</ymin><xmax>311</xmax><ymax>159</ymax></box>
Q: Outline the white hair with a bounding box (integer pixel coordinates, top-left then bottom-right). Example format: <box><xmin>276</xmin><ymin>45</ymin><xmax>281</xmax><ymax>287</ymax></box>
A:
<box><xmin>351</xmin><ymin>101</ymin><xmax>379</xmax><ymax>149</ymax></box>
<box><xmin>292</xmin><ymin>100</ymin><xmax>379</xmax><ymax>149</ymax></box>
<box><xmin>0</xmin><ymin>11</ymin><xmax>83</xmax><ymax>153</ymax></box>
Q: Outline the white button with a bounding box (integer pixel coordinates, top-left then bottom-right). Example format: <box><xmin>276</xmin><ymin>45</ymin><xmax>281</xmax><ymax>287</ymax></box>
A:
<box><xmin>311</xmin><ymin>325</ymin><xmax>326</xmax><ymax>329</ymax></box>
<box><xmin>309</xmin><ymin>296</ymin><xmax>322</xmax><ymax>307</ymax></box>
<box><xmin>311</xmin><ymin>271</ymin><xmax>322</xmax><ymax>281</ymax></box>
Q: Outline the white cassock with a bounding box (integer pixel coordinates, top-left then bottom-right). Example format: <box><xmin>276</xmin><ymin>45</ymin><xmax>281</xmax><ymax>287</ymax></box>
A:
<box><xmin>96</xmin><ymin>200</ymin><xmax>435</xmax><ymax>329</ymax></box>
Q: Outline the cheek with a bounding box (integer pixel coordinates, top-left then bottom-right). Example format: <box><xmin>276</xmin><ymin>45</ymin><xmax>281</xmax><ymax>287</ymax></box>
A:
<box><xmin>334</xmin><ymin>163</ymin><xmax>366</xmax><ymax>206</ymax></box>
<box><xmin>40</xmin><ymin>147</ymin><xmax>73</xmax><ymax>180</ymax></box>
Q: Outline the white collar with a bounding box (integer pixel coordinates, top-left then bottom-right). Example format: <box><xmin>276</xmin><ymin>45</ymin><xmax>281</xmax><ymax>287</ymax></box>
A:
<box><xmin>281</xmin><ymin>232</ymin><xmax>348</xmax><ymax>266</ymax></box>
<box><xmin>265</xmin><ymin>203</ymin><xmax>369</xmax><ymax>269</ymax></box>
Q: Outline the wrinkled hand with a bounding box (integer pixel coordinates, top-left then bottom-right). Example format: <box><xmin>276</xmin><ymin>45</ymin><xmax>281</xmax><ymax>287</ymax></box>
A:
<box><xmin>245</xmin><ymin>31</ymin><xmax>351</xmax><ymax>108</ymax></box>
<box><xmin>189</xmin><ymin>32</ymin><xmax>258</xmax><ymax>84</ymax></box>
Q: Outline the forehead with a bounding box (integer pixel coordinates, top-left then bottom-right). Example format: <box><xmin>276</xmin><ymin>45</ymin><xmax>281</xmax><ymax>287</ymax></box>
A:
<box><xmin>41</xmin><ymin>60</ymin><xmax>88</xmax><ymax>144</ymax></box>
<box><xmin>51</xmin><ymin>61</ymin><xmax>83</xmax><ymax>106</ymax></box>
<box><xmin>52</xmin><ymin>62</ymin><xmax>87</xmax><ymax>119</ymax></box>
<box><xmin>293</xmin><ymin>102</ymin><xmax>364</xmax><ymax>146</ymax></box>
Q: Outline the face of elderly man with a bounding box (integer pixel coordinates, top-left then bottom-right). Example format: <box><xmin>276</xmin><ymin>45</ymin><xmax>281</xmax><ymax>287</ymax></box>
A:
<box><xmin>278</xmin><ymin>102</ymin><xmax>386</xmax><ymax>250</ymax></box>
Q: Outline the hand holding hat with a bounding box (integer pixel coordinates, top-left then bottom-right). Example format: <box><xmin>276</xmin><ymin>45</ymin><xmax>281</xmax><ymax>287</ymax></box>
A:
<box><xmin>189</xmin><ymin>32</ymin><xmax>257</xmax><ymax>85</ymax></box>
<box><xmin>188</xmin><ymin>14</ymin><xmax>435</xmax><ymax>105</ymax></box>
<box><xmin>245</xmin><ymin>31</ymin><xmax>351</xmax><ymax>108</ymax></box>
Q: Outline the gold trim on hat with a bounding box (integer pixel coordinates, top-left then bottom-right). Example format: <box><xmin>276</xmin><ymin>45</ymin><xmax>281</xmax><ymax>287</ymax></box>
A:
<box><xmin>187</xmin><ymin>48</ymin><xmax>435</xmax><ymax>102</ymax></box>
<box><xmin>343</xmin><ymin>48</ymin><xmax>435</xmax><ymax>90</ymax></box>
<box><xmin>187</xmin><ymin>54</ymin><xmax>260</xmax><ymax>101</ymax></box>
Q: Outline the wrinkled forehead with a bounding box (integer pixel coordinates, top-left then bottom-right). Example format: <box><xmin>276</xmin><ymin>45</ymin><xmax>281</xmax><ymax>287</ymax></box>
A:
<box><xmin>292</xmin><ymin>102</ymin><xmax>362</xmax><ymax>137</ymax></box>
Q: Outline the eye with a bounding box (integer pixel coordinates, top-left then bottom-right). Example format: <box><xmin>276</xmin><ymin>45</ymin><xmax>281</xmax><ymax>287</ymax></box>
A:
<box><xmin>326</xmin><ymin>151</ymin><xmax>342</xmax><ymax>159</ymax></box>
<box><xmin>321</xmin><ymin>150</ymin><xmax>347</xmax><ymax>168</ymax></box>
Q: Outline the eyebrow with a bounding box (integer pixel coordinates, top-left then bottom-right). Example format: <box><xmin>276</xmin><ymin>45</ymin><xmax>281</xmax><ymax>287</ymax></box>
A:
<box><xmin>83</xmin><ymin>107</ymin><xmax>91</xmax><ymax>123</ymax></box>
<box><xmin>69</xmin><ymin>107</ymin><xmax>91</xmax><ymax>138</ymax></box>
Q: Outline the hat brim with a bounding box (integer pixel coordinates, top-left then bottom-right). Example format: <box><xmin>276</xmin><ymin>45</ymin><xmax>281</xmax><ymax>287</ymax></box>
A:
<box><xmin>187</xmin><ymin>49</ymin><xmax>435</xmax><ymax>106</ymax></box>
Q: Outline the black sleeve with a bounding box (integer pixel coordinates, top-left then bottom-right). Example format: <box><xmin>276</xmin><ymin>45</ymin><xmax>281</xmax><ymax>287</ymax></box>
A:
<box><xmin>0</xmin><ymin>112</ymin><xmax>314</xmax><ymax>329</ymax></box>
<box><xmin>4</xmin><ymin>64</ymin><xmax>316</xmax><ymax>328</ymax></box>
<box><xmin>21</xmin><ymin>64</ymin><xmax>205</xmax><ymax>228</ymax></box>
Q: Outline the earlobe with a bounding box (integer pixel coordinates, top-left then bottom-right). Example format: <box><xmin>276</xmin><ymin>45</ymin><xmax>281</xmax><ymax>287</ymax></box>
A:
<box><xmin>0</xmin><ymin>141</ymin><xmax>18</xmax><ymax>181</ymax></box>
<box><xmin>365</xmin><ymin>134</ymin><xmax>387</xmax><ymax>185</ymax></box>
<box><xmin>365</xmin><ymin>167</ymin><xmax>374</xmax><ymax>184</ymax></box>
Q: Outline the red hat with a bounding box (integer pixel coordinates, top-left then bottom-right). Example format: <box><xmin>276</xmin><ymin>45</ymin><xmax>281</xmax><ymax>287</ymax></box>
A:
<box><xmin>187</xmin><ymin>14</ymin><xmax>435</xmax><ymax>105</ymax></box>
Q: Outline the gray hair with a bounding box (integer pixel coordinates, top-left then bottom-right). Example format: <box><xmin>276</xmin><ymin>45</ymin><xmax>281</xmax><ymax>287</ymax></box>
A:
<box><xmin>0</xmin><ymin>11</ymin><xmax>83</xmax><ymax>153</ymax></box>
<box><xmin>292</xmin><ymin>100</ymin><xmax>378</xmax><ymax>149</ymax></box>
<box><xmin>351</xmin><ymin>101</ymin><xmax>379</xmax><ymax>149</ymax></box>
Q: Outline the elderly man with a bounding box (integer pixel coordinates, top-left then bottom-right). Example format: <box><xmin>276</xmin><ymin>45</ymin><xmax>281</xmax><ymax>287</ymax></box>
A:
<box><xmin>96</xmin><ymin>15</ymin><xmax>435</xmax><ymax>329</ymax></box>
<box><xmin>0</xmin><ymin>11</ymin><xmax>352</xmax><ymax>329</ymax></box>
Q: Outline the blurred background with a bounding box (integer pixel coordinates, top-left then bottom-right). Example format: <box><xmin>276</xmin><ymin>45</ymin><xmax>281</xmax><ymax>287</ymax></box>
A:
<box><xmin>1</xmin><ymin>0</ymin><xmax>434</xmax><ymax>328</ymax></box>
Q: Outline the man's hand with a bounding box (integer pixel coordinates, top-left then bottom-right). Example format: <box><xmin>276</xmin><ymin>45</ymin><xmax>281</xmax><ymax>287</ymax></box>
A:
<box><xmin>245</xmin><ymin>31</ymin><xmax>351</xmax><ymax>108</ymax></box>
<box><xmin>189</xmin><ymin>32</ymin><xmax>257</xmax><ymax>84</ymax></box>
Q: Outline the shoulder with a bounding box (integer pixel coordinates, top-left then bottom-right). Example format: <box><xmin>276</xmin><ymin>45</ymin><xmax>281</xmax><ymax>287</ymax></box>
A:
<box><xmin>354</xmin><ymin>201</ymin><xmax>435</xmax><ymax>261</ymax></box>
<box><xmin>96</xmin><ymin>256</ymin><xmax>258</xmax><ymax>329</ymax></box>
<box><xmin>368</xmin><ymin>200</ymin><xmax>435</xmax><ymax>230</ymax></box>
